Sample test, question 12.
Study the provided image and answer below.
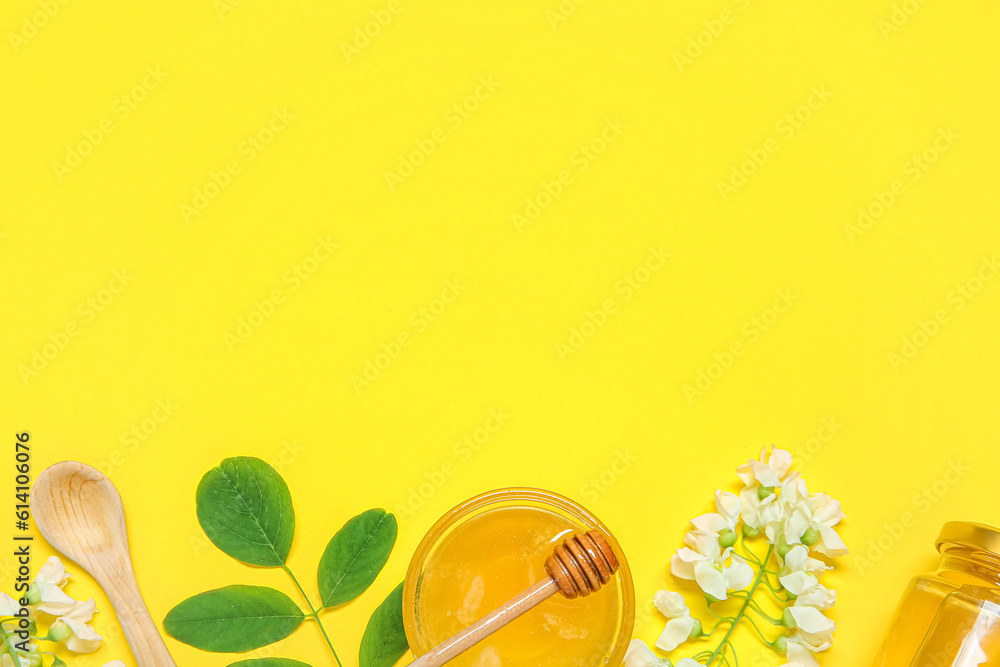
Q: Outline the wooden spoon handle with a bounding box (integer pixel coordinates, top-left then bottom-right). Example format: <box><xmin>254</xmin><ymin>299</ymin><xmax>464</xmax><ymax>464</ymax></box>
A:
<box><xmin>104</xmin><ymin>573</ymin><xmax>177</xmax><ymax>667</ymax></box>
<box><xmin>406</xmin><ymin>577</ymin><xmax>560</xmax><ymax>667</ymax></box>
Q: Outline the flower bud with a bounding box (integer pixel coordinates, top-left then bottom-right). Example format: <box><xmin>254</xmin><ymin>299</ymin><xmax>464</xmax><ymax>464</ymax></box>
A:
<box><xmin>719</xmin><ymin>529</ymin><xmax>738</xmax><ymax>548</ymax></box>
<box><xmin>25</xmin><ymin>583</ymin><xmax>41</xmax><ymax>606</ymax></box>
<box><xmin>776</xmin><ymin>537</ymin><xmax>792</xmax><ymax>559</ymax></box>
<box><xmin>689</xmin><ymin>618</ymin><xmax>704</xmax><ymax>639</ymax></box>
<box><xmin>26</xmin><ymin>655</ymin><xmax>43</xmax><ymax>667</ymax></box>
<box><xmin>781</xmin><ymin>608</ymin><xmax>796</xmax><ymax>628</ymax></box>
<box><xmin>757</xmin><ymin>485</ymin><xmax>775</xmax><ymax>500</ymax></box>
<box><xmin>48</xmin><ymin>620</ymin><xmax>72</xmax><ymax>643</ymax></box>
<box><xmin>801</xmin><ymin>527</ymin><xmax>820</xmax><ymax>546</ymax></box>
<box><xmin>742</xmin><ymin>524</ymin><xmax>760</xmax><ymax>538</ymax></box>
<box><xmin>772</xmin><ymin>635</ymin><xmax>788</xmax><ymax>653</ymax></box>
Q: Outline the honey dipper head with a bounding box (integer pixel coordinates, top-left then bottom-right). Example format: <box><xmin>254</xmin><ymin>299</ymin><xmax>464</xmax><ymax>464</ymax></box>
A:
<box><xmin>544</xmin><ymin>530</ymin><xmax>621</xmax><ymax>599</ymax></box>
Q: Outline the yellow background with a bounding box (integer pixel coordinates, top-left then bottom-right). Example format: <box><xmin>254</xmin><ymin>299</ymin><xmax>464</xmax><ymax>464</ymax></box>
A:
<box><xmin>2</xmin><ymin>0</ymin><xmax>999</xmax><ymax>665</ymax></box>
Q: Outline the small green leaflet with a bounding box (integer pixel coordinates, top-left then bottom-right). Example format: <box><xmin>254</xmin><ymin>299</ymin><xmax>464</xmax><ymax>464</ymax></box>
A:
<box><xmin>360</xmin><ymin>582</ymin><xmax>409</xmax><ymax>667</ymax></box>
<box><xmin>164</xmin><ymin>585</ymin><xmax>304</xmax><ymax>652</ymax></box>
<box><xmin>319</xmin><ymin>508</ymin><xmax>398</xmax><ymax>607</ymax></box>
<box><xmin>196</xmin><ymin>457</ymin><xmax>295</xmax><ymax>567</ymax></box>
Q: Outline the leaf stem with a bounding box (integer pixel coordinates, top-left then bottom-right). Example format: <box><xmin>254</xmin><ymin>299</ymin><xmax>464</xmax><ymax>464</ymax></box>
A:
<box><xmin>284</xmin><ymin>565</ymin><xmax>344</xmax><ymax>667</ymax></box>
<box><xmin>704</xmin><ymin>544</ymin><xmax>775</xmax><ymax>667</ymax></box>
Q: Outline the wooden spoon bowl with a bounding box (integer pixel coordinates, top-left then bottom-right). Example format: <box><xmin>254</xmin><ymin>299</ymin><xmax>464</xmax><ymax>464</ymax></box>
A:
<box><xmin>31</xmin><ymin>461</ymin><xmax>176</xmax><ymax>667</ymax></box>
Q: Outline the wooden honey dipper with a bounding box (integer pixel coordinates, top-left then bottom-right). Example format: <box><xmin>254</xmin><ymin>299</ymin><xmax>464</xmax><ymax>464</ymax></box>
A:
<box><xmin>406</xmin><ymin>529</ymin><xmax>621</xmax><ymax>667</ymax></box>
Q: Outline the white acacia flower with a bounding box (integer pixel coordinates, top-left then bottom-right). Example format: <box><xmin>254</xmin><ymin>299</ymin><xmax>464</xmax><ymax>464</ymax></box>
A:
<box><xmin>691</xmin><ymin>490</ymin><xmax>742</xmax><ymax>537</ymax></box>
<box><xmin>796</xmin><ymin>583</ymin><xmax>837</xmax><ymax>610</ymax></box>
<box><xmin>624</xmin><ymin>639</ymin><xmax>670</xmax><ymax>667</ymax></box>
<box><xmin>788</xmin><ymin>607</ymin><xmax>835</xmax><ymax>650</ymax></box>
<box><xmin>737</xmin><ymin>447</ymin><xmax>793</xmax><ymax>531</ymax></box>
<box><xmin>779</xmin><ymin>545</ymin><xmax>831</xmax><ymax>595</ymax></box>
<box><xmin>781</xmin><ymin>481</ymin><xmax>848</xmax><ymax>557</ymax></box>
<box><xmin>671</xmin><ymin>531</ymin><xmax>753</xmax><ymax>600</ymax></box>
<box><xmin>782</xmin><ymin>635</ymin><xmax>822</xmax><ymax>667</ymax></box>
<box><xmin>48</xmin><ymin>597</ymin><xmax>103</xmax><ymax>652</ymax></box>
<box><xmin>30</xmin><ymin>556</ymin><xmax>78</xmax><ymax>616</ymax></box>
<box><xmin>653</xmin><ymin>590</ymin><xmax>698</xmax><ymax>651</ymax></box>
<box><xmin>0</xmin><ymin>592</ymin><xmax>23</xmax><ymax>616</ymax></box>
<box><xmin>737</xmin><ymin>446</ymin><xmax>793</xmax><ymax>490</ymax></box>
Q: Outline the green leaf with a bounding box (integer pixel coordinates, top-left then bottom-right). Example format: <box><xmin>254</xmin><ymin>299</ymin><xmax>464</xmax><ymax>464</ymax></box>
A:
<box><xmin>197</xmin><ymin>457</ymin><xmax>295</xmax><ymax>567</ymax></box>
<box><xmin>360</xmin><ymin>582</ymin><xmax>409</xmax><ymax>667</ymax></box>
<box><xmin>319</xmin><ymin>508</ymin><xmax>397</xmax><ymax>607</ymax></box>
<box><xmin>164</xmin><ymin>585</ymin><xmax>305</xmax><ymax>652</ymax></box>
<box><xmin>228</xmin><ymin>661</ymin><xmax>313</xmax><ymax>667</ymax></box>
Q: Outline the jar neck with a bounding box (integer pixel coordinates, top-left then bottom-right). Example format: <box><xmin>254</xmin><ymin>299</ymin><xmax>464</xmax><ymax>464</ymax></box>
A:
<box><xmin>939</xmin><ymin>547</ymin><xmax>1000</xmax><ymax>586</ymax></box>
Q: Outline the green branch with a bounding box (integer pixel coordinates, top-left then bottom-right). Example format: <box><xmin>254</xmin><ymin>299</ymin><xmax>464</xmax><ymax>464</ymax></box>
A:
<box><xmin>284</xmin><ymin>565</ymin><xmax>344</xmax><ymax>667</ymax></box>
<box><xmin>703</xmin><ymin>544</ymin><xmax>776</xmax><ymax>667</ymax></box>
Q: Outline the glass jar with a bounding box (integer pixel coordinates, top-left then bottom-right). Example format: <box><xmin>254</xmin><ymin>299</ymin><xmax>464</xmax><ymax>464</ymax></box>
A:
<box><xmin>402</xmin><ymin>487</ymin><xmax>635</xmax><ymax>666</ymax></box>
<box><xmin>872</xmin><ymin>521</ymin><xmax>1000</xmax><ymax>666</ymax></box>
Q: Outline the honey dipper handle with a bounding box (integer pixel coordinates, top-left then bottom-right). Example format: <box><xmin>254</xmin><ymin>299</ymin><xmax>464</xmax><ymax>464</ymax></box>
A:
<box><xmin>406</xmin><ymin>577</ymin><xmax>560</xmax><ymax>667</ymax></box>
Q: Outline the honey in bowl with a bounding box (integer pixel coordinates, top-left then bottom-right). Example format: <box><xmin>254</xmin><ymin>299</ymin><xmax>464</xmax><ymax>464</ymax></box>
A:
<box><xmin>404</xmin><ymin>489</ymin><xmax>634</xmax><ymax>666</ymax></box>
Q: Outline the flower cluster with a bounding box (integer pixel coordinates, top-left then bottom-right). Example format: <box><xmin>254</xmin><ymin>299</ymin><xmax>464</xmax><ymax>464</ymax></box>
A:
<box><xmin>0</xmin><ymin>557</ymin><xmax>124</xmax><ymax>667</ymax></box>
<box><xmin>626</xmin><ymin>447</ymin><xmax>847</xmax><ymax>667</ymax></box>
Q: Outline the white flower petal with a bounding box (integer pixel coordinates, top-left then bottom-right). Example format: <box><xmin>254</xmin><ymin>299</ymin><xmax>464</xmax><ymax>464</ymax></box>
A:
<box><xmin>786</xmin><ymin>639</ymin><xmax>821</xmax><ymax>667</ymax></box>
<box><xmin>790</xmin><ymin>607</ymin><xmax>835</xmax><ymax>634</ymax></box>
<box><xmin>691</xmin><ymin>513</ymin><xmax>729</xmax><ymax>534</ymax></box>
<box><xmin>767</xmin><ymin>447</ymin><xmax>793</xmax><ymax>480</ymax></box>
<box><xmin>653</xmin><ymin>590</ymin><xmax>689</xmax><ymax>619</ymax></box>
<box><xmin>670</xmin><ymin>554</ymin><xmax>696</xmax><ymax>580</ymax></box>
<box><xmin>655</xmin><ymin>617</ymin><xmax>696</xmax><ymax>651</ymax></box>
<box><xmin>724</xmin><ymin>554</ymin><xmax>754</xmax><ymax>591</ymax></box>
<box><xmin>693</xmin><ymin>561</ymin><xmax>727</xmax><ymax>600</ymax></box>
<box><xmin>815</xmin><ymin>525</ymin><xmax>849</xmax><ymax>557</ymax></box>
<box><xmin>34</xmin><ymin>557</ymin><xmax>70</xmax><ymax>587</ymax></box>
<box><xmin>780</xmin><ymin>571</ymin><xmax>818</xmax><ymax>596</ymax></box>
<box><xmin>0</xmin><ymin>593</ymin><xmax>23</xmax><ymax>616</ymax></box>
<box><xmin>796</xmin><ymin>584</ymin><xmax>837</xmax><ymax>610</ymax></box>
<box><xmin>625</xmin><ymin>639</ymin><xmax>668</xmax><ymax>667</ymax></box>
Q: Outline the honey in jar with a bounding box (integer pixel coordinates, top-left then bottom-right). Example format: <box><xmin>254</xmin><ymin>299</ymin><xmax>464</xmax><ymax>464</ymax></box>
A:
<box><xmin>872</xmin><ymin>521</ymin><xmax>1000</xmax><ymax>667</ymax></box>
<box><xmin>403</xmin><ymin>488</ymin><xmax>634</xmax><ymax>666</ymax></box>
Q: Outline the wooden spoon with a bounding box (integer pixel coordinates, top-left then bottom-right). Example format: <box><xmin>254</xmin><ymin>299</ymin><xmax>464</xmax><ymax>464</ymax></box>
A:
<box><xmin>406</xmin><ymin>529</ymin><xmax>621</xmax><ymax>667</ymax></box>
<box><xmin>31</xmin><ymin>461</ymin><xmax>176</xmax><ymax>667</ymax></box>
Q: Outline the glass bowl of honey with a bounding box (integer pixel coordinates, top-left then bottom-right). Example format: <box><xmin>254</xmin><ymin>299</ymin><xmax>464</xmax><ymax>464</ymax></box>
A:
<box><xmin>402</xmin><ymin>487</ymin><xmax>635</xmax><ymax>666</ymax></box>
